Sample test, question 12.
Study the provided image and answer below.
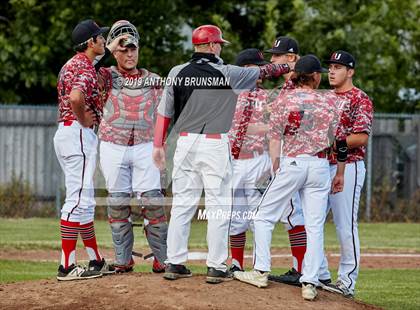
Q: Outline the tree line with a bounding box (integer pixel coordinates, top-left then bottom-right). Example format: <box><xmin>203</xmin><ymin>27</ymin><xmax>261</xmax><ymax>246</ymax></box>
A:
<box><xmin>0</xmin><ymin>0</ymin><xmax>418</xmax><ymax>112</ymax></box>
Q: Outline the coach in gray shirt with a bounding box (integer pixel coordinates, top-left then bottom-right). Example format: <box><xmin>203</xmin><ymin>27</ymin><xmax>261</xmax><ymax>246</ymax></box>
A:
<box><xmin>153</xmin><ymin>24</ymin><xmax>290</xmax><ymax>284</ymax></box>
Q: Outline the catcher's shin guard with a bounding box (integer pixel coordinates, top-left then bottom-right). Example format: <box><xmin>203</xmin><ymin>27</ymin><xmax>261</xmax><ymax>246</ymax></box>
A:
<box><xmin>107</xmin><ymin>192</ymin><xmax>134</xmax><ymax>266</ymax></box>
<box><xmin>139</xmin><ymin>190</ymin><xmax>168</xmax><ymax>265</ymax></box>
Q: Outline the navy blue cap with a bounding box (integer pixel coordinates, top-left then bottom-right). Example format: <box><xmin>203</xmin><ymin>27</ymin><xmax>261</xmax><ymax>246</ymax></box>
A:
<box><xmin>265</xmin><ymin>36</ymin><xmax>299</xmax><ymax>54</ymax></box>
<box><xmin>324</xmin><ymin>50</ymin><xmax>356</xmax><ymax>68</ymax></box>
<box><xmin>72</xmin><ymin>19</ymin><xmax>109</xmax><ymax>45</ymax></box>
<box><xmin>235</xmin><ymin>48</ymin><xmax>269</xmax><ymax>66</ymax></box>
<box><xmin>295</xmin><ymin>55</ymin><xmax>328</xmax><ymax>74</ymax></box>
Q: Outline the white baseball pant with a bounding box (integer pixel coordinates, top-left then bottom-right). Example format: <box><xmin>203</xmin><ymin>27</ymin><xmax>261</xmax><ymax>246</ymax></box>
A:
<box><xmin>318</xmin><ymin>161</ymin><xmax>366</xmax><ymax>291</ymax></box>
<box><xmin>253</xmin><ymin>156</ymin><xmax>331</xmax><ymax>285</ymax></box>
<box><xmin>166</xmin><ymin>133</ymin><xmax>232</xmax><ymax>272</ymax></box>
<box><xmin>283</xmin><ymin>193</ymin><xmax>305</xmax><ymax>231</ymax></box>
<box><xmin>229</xmin><ymin>152</ymin><xmax>271</xmax><ymax>235</ymax></box>
<box><xmin>53</xmin><ymin>121</ymin><xmax>97</xmax><ymax>225</ymax></box>
<box><xmin>230</xmin><ymin>152</ymin><xmax>304</xmax><ymax>235</ymax></box>
<box><xmin>99</xmin><ymin>141</ymin><xmax>161</xmax><ymax>194</ymax></box>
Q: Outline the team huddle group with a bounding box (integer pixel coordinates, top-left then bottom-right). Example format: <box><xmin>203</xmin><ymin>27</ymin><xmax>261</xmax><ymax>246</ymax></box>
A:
<box><xmin>53</xmin><ymin>19</ymin><xmax>373</xmax><ymax>302</ymax></box>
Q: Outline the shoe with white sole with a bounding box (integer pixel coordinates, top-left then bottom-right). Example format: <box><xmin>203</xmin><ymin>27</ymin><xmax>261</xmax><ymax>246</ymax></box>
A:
<box><xmin>88</xmin><ymin>258</ymin><xmax>116</xmax><ymax>275</ymax></box>
<box><xmin>302</xmin><ymin>282</ymin><xmax>318</xmax><ymax>301</ymax></box>
<box><xmin>233</xmin><ymin>270</ymin><xmax>268</xmax><ymax>288</ymax></box>
<box><xmin>323</xmin><ymin>280</ymin><xmax>354</xmax><ymax>298</ymax></box>
<box><xmin>57</xmin><ymin>264</ymin><xmax>102</xmax><ymax>281</ymax></box>
<box><xmin>318</xmin><ymin>278</ymin><xmax>332</xmax><ymax>288</ymax></box>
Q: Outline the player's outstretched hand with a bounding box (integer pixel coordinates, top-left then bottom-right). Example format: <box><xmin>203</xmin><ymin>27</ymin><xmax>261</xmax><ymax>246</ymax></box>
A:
<box><xmin>331</xmin><ymin>174</ymin><xmax>344</xmax><ymax>194</ymax></box>
<box><xmin>153</xmin><ymin>147</ymin><xmax>166</xmax><ymax>171</ymax></box>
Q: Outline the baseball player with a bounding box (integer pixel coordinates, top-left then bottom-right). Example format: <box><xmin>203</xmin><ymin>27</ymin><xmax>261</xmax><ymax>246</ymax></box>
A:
<box><xmin>97</xmin><ymin>20</ymin><xmax>167</xmax><ymax>274</ymax></box>
<box><xmin>228</xmin><ymin>48</ymin><xmax>271</xmax><ymax>272</ymax></box>
<box><xmin>265</xmin><ymin>36</ymin><xmax>309</xmax><ymax>285</ymax></box>
<box><xmin>54</xmin><ymin>20</ymin><xmax>120</xmax><ymax>280</ymax></box>
<box><xmin>319</xmin><ymin>51</ymin><xmax>373</xmax><ymax>298</ymax></box>
<box><xmin>234</xmin><ymin>55</ymin><xmax>347</xmax><ymax>301</ymax></box>
<box><xmin>153</xmin><ymin>24</ymin><xmax>291</xmax><ymax>284</ymax></box>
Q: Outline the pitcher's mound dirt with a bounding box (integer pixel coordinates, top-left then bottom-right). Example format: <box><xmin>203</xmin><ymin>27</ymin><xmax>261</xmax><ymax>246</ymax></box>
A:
<box><xmin>0</xmin><ymin>273</ymin><xmax>379</xmax><ymax>310</ymax></box>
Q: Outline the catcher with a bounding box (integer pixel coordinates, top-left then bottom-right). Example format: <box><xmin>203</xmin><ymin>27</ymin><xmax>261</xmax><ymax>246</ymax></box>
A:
<box><xmin>97</xmin><ymin>20</ymin><xmax>167</xmax><ymax>273</ymax></box>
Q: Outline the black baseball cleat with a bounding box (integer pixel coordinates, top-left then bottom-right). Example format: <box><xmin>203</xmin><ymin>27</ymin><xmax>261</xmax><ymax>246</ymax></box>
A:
<box><xmin>206</xmin><ymin>267</ymin><xmax>233</xmax><ymax>284</ymax></box>
<box><xmin>163</xmin><ymin>263</ymin><xmax>192</xmax><ymax>280</ymax></box>
<box><xmin>57</xmin><ymin>264</ymin><xmax>102</xmax><ymax>281</ymax></box>
<box><xmin>88</xmin><ymin>258</ymin><xmax>116</xmax><ymax>275</ymax></box>
<box><xmin>229</xmin><ymin>265</ymin><xmax>244</xmax><ymax>273</ymax></box>
<box><xmin>318</xmin><ymin>278</ymin><xmax>332</xmax><ymax>288</ymax></box>
<box><xmin>322</xmin><ymin>280</ymin><xmax>355</xmax><ymax>298</ymax></box>
<box><xmin>268</xmin><ymin>268</ymin><xmax>302</xmax><ymax>286</ymax></box>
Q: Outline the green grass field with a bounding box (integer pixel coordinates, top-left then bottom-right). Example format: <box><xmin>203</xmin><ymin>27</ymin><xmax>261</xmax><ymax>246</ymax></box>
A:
<box><xmin>1</xmin><ymin>218</ymin><xmax>419</xmax><ymax>251</ymax></box>
<box><xmin>0</xmin><ymin>218</ymin><xmax>419</xmax><ymax>309</ymax></box>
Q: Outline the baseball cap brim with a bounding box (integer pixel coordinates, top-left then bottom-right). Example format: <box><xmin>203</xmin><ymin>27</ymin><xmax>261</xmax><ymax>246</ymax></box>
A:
<box><xmin>264</xmin><ymin>48</ymin><xmax>287</xmax><ymax>54</ymax></box>
<box><xmin>319</xmin><ymin>68</ymin><xmax>329</xmax><ymax>73</ymax></box>
<box><xmin>121</xmin><ymin>42</ymin><xmax>139</xmax><ymax>48</ymax></box>
<box><xmin>324</xmin><ymin>59</ymin><xmax>351</xmax><ymax>67</ymax></box>
<box><xmin>120</xmin><ymin>36</ymin><xmax>139</xmax><ymax>48</ymax></box>
<box><xmin>92</xmin><ymin>26</ymin><xmax>110</xmax><ymax>38</ymax></box>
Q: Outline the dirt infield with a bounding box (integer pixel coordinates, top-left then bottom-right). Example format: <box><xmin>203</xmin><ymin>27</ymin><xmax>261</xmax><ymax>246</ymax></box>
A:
<box><xmin>1</xmin><ymin>248</ymin><xmax>417</xmax><ymax>309</ymax></box>
<box><xmin>0</xmin><ymin>273</ymin><xmax>379</xmax><ymax>310</ymax></box>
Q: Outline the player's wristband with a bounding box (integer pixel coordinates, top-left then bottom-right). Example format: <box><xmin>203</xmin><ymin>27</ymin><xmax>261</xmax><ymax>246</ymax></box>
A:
<box><xmin>153</xmin><ymin>114</ymin><xmax>171</xmax><ymax>147</ymax></box>
<box><xmin>336</xmin><ymin>139</ymin><xmax>348</xmax><ymax>162</ymax></box>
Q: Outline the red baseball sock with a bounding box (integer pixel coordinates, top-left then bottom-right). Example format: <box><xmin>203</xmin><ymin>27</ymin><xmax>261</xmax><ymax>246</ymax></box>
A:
<box><xmin>60</xmin><ymin>219</ymin><xmax>79</xmax><ymax>269</ymax></box>
<box><xmin>79</xmin><ymin>222</ymin><xmax>102</xmax><ymax>262</ymax></box>
<box><xmin>288</xmin><ymin>225</ymin><xmax>307</xmax><ymax>273</ymax></box>
<box><xmin>230</xmin><ymin>232</ymin><xmax>246</xmax><ymax>269</ymax></box>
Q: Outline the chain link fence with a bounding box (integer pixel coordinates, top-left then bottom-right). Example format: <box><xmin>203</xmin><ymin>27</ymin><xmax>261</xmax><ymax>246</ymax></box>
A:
<box><xmin>0</xmin><ymin>105</ymin><xmax>418</xmax><ymax>221</ymax></box>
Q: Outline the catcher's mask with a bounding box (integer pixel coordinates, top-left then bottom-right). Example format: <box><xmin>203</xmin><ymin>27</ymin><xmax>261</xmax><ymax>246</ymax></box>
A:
<box><xmin>107</xmin><ymin>20</ymin><xmax>140</xmax><ymax>48</ymax></box>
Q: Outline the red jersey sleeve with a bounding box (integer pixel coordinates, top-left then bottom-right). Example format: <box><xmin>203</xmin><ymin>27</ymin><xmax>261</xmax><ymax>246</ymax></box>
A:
<box><xmin>269</xmin><ymin>96</ymin><xmax>286</xmax><ymax>140</ymax></box>
<box><xmin>71</xmin><ymin>67</ymin><xmax>92</xmax><ymax>96</ymax></box>
<box><xmin>352</xmin><ymin>93</ymin><xmax>373</xmax><ymax>135</ymax></box>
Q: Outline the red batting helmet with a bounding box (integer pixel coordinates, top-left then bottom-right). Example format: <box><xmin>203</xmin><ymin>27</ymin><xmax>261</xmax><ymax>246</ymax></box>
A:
<box><xmin>192</xmin><ymin>25</ymin><xmax>230</xmax><ymax>45</ymax></box>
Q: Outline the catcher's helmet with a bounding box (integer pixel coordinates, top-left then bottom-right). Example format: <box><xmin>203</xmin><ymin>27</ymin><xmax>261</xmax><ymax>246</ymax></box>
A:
<box><xmin>106</xmin><ymin>20</ymin><xmax>140</xmax><ymax>47</ymax></box>
<box><xmin>192</xmin><ymin>25</ymin><xmax>230</xmax><ymax>45</ymax></box>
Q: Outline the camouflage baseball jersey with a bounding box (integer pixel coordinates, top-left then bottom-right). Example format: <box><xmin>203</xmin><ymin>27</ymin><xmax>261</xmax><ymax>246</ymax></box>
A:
<box><xmin>269</xmin><ymin>88</ymin><xmax>347</xmax><ymax>157</ymax></box>
<box><xmin>280</xmin><ymin>78</ymin><xmax>296</xmax><ymax>93</ymax></box>
<box><xmin>229</xmin><ymin>87</ymin><xmax>268</xmax><ymax>158</ymax></box>
<box><xmin>98</xmin><ymin>67</ymin><xmax>162</xmax><ymax>146</ymax></box>
<box><xmin>57</xmin><ymin>53</ymin><xmax>103</xmax><ymax>123</ymax></box>
<box><xmin>329</xmin><ymin>87</ymin><xmax>373</xmax><ymax>164</ymax></box>
<box><xmin>266</xmin><ymin>78</ymin><xmax>295</xmax><ymax>109</ymax></box>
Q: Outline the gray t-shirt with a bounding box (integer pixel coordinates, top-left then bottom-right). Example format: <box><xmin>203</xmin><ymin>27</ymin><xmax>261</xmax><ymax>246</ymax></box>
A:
<box><xmin>157</xmin><ymin>52</ymin><xmax>260</xmax><ymax>134</ymax></box>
